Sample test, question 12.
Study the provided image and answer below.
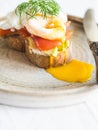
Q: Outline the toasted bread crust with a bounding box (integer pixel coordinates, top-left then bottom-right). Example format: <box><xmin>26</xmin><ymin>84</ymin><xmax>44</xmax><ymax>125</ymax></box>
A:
<box><xmin>25</xmin><ymin>45</ymin><xmax>50</xmax><ymax>68</ymax></box>
<box><xmin>4</xmin><ymin>34</ymin><xmax>25</xmax><ymax>52</ymax></box>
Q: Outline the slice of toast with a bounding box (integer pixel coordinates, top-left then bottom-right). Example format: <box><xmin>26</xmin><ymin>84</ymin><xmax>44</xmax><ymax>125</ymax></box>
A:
<box><xmin>4</xmin><ymin>34</ymin><xmax>25</xmax><ymax>52</ymax></box>
<box><xmin>25</xmin><ymin>37</ymin><xmax>72</xmax><ymax>68</ymax></box>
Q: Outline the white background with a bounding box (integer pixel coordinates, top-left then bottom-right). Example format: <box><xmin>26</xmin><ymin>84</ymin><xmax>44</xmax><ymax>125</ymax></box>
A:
<box><xmin>0</xmin><ymin>0</ymin><xmax>98</xmax><ymax>21</ymax></box>
<box><xmin>0</xmin><ymin>0</ymin><xmax>98</xmax><ymax>130</ymax></box>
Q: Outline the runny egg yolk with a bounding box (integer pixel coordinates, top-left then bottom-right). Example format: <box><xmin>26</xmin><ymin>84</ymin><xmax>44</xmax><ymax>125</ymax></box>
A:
<box><xmin>46</xmin><ymin>59</ymin><xmax>94</xmax><ymax>82</ymax></box>
<box><xmin>45</xmin><ymin>17</ymin><xmax>66</xmax><ymax>35</ymax></box>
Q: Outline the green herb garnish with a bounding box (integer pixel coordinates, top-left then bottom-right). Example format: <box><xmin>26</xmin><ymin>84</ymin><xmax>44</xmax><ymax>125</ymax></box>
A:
<box><xmin>15</xmin><ymin>0</ymin><xmax>60</xmax><ymax>18</ymax></box>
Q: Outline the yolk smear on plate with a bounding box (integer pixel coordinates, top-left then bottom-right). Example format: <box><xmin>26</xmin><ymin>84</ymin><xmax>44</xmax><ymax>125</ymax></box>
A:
<box><xmin>46</xmin><ymin>59</ymin><xmax>94</xmax><ymax>82</ymax></box>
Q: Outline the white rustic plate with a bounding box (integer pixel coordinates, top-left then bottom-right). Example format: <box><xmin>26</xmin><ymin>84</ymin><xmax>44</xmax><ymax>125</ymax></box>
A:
<box><xmin>0</xmin><ymin>19</ymin><xmax>97</xmax><ymax>108</ymax></box>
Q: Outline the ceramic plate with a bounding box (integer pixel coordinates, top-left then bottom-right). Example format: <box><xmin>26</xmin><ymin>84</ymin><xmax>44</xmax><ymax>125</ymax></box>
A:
<box><xmin>0</xmin><ymin>19</ymin><xmax>97</xmax><ymax>108</ymax></box>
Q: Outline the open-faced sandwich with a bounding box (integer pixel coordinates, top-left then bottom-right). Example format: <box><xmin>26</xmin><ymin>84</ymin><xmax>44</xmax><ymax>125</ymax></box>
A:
<box><xmin>0</xmin><ymin>0</ymin><xmax>95</xmax><ymax>83</ymax></box>
<box><xmin>0</xmin><ymin>0</ymin><xmax>72</xmax><ymax>68</ymax></box>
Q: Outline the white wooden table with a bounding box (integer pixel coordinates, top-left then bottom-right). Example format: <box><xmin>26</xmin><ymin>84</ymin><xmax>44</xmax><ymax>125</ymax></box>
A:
<box><xmin>0</xmin><ymin>0</ymin><xmax>98</xmax><ymax>130</ymax></box>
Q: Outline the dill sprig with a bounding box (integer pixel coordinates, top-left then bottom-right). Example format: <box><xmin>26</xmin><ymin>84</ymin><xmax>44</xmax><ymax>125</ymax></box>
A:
<box><xmin>15</xmin><ymin>0</ymin><xmax>60</xmax><ymax>18</ymax></box>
